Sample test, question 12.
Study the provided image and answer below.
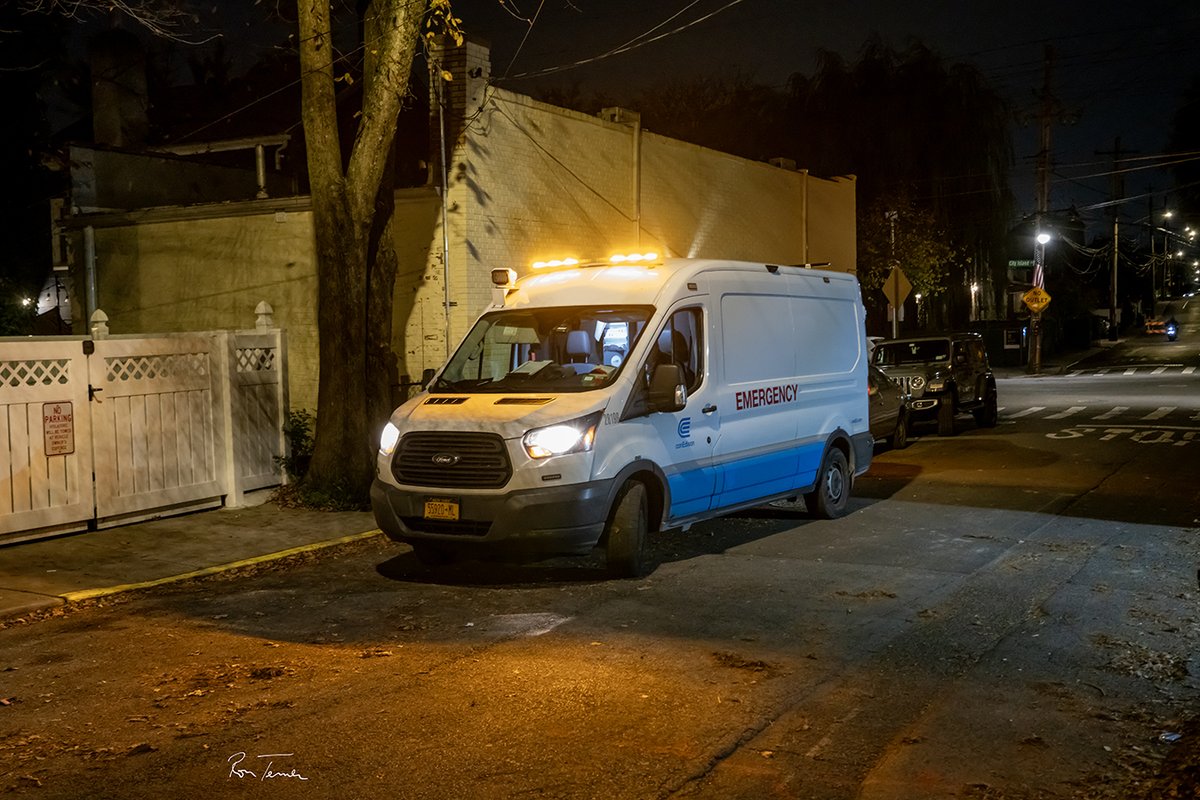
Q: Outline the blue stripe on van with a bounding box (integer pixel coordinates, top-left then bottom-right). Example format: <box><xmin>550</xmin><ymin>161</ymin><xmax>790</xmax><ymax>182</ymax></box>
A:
<box><xmin>712</xmin><ymin>441</ymin><xmax>825</xmax><ymax>510</ymax></box>
<box><xmin>667</xmin><ymin>464</ymin><xmax>719</xmax><ymax>519</ymax></box>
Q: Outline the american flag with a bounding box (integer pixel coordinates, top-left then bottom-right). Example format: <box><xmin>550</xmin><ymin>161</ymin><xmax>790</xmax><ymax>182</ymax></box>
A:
<box><xmin>1033</xmin><ymin>242</ymin><xmax>1045</xmax><ymax>289</ymax></box>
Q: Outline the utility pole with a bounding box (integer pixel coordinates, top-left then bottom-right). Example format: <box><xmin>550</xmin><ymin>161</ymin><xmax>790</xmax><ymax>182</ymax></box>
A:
<box><xmin>1030</xmin><ymin>45</ymin><xmax>1054</xmax><ymax>374</ymax></box>
<box><xmin>1096</xmin><ymin>137</ymin><xmax>1134</xmax><ymax>342</ymax></box>
<box><xmin>887</xmin><ymin>210</ymin><xmax>898</xmax><ymax>338</ymax></box>
<box><xmin>1149</xmin><ymin>195</ymin><xmax>1157</xmax><ymax>301</ymax></box>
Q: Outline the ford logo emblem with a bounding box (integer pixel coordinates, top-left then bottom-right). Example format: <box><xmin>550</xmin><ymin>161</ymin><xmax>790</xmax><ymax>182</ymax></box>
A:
<box><xmin>432</xmin><ymin>453</ymin><xmax>460</xmax><ymax>466</ymax></box>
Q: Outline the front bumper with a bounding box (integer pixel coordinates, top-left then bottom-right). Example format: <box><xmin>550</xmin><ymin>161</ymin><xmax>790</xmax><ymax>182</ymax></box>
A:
<box><xmin>370</xmin><ymin>477</ymin><xmax>615</xmax><ymax>560</ymax></box>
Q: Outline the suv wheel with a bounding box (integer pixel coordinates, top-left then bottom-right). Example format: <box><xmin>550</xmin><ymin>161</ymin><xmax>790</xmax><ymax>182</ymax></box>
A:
<box><xmin>937</xmin><ymin>398</ymin><xmax>956</xmax><ymax>436</ymax></box>
<box><xmin>891</xmin><ymin>407</ymin><xmax>909</xmax><ymax>450</ymax></box>
<box><xmin>973</xmin><ymin>385</ymin><xmax>998</xmax><ymax>428</ymax></box>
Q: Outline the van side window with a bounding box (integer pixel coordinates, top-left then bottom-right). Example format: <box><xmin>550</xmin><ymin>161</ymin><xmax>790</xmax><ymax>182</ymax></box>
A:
<box><xmin>649</xmin><ymin>308</ymin><xmax>703</xmax><ymax>394</ymax></box>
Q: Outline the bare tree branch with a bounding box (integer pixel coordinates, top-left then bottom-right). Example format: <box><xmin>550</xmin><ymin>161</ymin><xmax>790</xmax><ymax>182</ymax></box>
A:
<box><xmin>20</xmin><ymin>0</ymin><xmax>220</xmax><ymax>44</ymax></box>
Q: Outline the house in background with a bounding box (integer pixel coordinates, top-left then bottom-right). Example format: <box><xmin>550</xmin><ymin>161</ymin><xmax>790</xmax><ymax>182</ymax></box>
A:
<box><xmin>53</xmin><ymin>38</ymin><xmax>857</xmax><ymax>415</ymax></box>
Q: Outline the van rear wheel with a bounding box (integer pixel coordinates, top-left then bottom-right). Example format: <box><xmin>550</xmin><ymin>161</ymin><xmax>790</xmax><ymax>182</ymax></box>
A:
<box><xmin>605</xmin><ymin>481</ymin><xmax>648</xmax><ymax>578</ymax></box>
<box><xmin>805</xmin><ymin>448</ymin><xmax>850</xmax><ymax>519</ymax></box>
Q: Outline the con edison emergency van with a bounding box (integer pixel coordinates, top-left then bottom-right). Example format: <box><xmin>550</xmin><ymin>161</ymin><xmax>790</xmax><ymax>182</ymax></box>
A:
<box><xmin>371</xmin><ymin>255</ymin><xmax>873</xmax><ymax>576</ymax></box>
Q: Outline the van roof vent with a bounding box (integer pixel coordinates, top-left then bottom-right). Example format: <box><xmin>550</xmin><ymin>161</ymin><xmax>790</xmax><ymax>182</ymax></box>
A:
<box><xmin>494</xmin><ymin>397</ymin><xmax>553</xmax><ymax>405</ymax></box>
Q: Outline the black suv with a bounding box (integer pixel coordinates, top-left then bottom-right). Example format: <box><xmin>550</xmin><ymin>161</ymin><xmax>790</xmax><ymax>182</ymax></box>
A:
<box><xmin>871</xmin><ymin>333</ymin><xmax>998</xmax><ymax>436</ymax></box>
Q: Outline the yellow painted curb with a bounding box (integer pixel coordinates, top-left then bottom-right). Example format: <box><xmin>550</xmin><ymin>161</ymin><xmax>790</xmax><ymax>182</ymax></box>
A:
<box><xmin>59</xmin><ymin>529</ymin><xmax>384</xmax><ymax>603</ymax></box>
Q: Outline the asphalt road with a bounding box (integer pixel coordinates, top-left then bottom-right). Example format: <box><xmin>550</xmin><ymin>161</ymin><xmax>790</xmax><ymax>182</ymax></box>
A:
<box><xmin>1</xmin><ymin>325</ymin><xmax>1198</xmax><ymax>799</ymax></box>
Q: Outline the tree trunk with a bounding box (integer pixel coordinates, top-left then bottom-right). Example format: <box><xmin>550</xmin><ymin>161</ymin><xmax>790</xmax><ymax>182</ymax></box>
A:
<box><xmin>297</xmin><ymin>0</ymin><xmax>421</xmax><ymax>502</ymax></box>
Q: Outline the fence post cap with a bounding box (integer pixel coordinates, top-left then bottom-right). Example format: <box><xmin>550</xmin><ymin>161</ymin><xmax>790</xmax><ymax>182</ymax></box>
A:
<box><xmin>254</xmin><ymin>301</ymin><xmax>274</xmax><ymax>331</ymax></box>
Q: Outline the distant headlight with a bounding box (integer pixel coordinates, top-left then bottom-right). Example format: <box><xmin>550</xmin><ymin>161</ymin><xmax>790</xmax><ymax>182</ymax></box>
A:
<box><xmin>909</xmin><ymin>375</ymin><xmax>926</xmax><ymax>390</ymax></box>
<box><xmin>523</xmin><ymin>411</ymin><xmax>602</xmax><ymax>459</ymax></box>
<box><xmin>927</xmin><ymin>376</ymin><xmax>946</xmax><ymax>392</ymax></box>
<box><xmin>379</xmin><ymin>422</ymin><xmax>400</xmax><ymax>455</ymax></box>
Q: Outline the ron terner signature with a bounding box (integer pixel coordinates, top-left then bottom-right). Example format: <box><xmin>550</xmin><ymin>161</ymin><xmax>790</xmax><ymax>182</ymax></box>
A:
<box><xmin>228</xmin><ymin>751</ymin><xmax>310</xmax><ymax>781</ymax></box>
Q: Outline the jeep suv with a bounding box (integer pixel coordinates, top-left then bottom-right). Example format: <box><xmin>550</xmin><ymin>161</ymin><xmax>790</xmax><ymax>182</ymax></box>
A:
<box><xmin>871</xmin><ymin>333</ymin><xmax>997</xmax><ymax>436</ymax></box>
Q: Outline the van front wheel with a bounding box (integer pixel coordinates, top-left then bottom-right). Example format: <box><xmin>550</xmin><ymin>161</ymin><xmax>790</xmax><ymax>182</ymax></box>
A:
<box><xmin>805</xmin><ymin>448</ymin><xmax>850</xmax><ymax>519</ymax></box>
<box><xmin>605</xmin><ymin>481</ymin><xmax>648</xmax><ymax>578</ymax></box>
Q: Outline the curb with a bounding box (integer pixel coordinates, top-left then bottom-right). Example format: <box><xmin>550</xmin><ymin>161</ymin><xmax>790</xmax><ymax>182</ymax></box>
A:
<box><xmin>61</xmin><ymin>529</ymin><xmax>384</xmax><ymax>602</ymax></box>
<box><xmin>2</xmin><ymin>530</ymin><xmax>384</xmax><ymax>621</ymax></box>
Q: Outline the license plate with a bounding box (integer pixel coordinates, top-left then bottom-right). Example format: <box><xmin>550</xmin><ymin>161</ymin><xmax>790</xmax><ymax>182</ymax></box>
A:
<box><xmin>423</xmin><ymin>498</ymin><xmax>460</xmax><ymax>521</ymax></box>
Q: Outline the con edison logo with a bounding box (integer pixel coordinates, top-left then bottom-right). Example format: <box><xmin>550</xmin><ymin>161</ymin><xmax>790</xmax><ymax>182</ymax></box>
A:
<box><xmin>675</xmin><ymin>417</ymin><xmax>695</xmax><ymax>449</ymax></box>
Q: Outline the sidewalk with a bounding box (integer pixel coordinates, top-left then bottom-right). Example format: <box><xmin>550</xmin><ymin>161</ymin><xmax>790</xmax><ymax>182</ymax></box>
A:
<box><xmin>991</xmin><ymin>339</ymin><xmax>1120</xmax><ymax>378</ymax></box>
<box><xmin>0</xmin><ymin>492</ymin><xmax>380</xmax><ymax>621</ymax></box>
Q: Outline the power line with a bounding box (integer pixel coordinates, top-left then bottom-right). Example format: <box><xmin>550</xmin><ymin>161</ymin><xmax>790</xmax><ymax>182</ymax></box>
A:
<box><xmin>505</xmin><ymin>0</ymin><xmax>750</xmax><ymax>80</ymax></box>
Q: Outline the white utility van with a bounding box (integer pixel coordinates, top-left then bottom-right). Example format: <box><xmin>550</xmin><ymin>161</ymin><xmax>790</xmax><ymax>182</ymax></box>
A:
<box><xmin>371</xmin><ymin>255</ymin><xmax>873</xmax><ymax>576</ymax></box>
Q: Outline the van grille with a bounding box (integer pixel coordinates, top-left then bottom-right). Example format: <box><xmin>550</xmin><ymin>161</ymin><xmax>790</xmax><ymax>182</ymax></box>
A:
<box><xmin>392</xmin><ymin>432</ymin><xmax>511</xmax><ymax>488</ymax></box>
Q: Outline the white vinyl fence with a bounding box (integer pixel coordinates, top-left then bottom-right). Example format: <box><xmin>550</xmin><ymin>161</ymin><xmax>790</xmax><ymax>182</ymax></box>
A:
<box><xmin>0</xmin><ymin>307</ymin><xmax>288</xmax><ymax>543</ymax></box>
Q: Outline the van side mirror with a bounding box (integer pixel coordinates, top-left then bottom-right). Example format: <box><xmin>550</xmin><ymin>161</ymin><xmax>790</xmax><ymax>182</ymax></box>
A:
<box><xmin>421</xmin><ymin>367</ymin><xmax>436</xmax><ymax>387</ymax></box>
<box><xmin>648</xmin><ymin>363</ymin><xmax>687</xmax><ymax>412</ymax></box>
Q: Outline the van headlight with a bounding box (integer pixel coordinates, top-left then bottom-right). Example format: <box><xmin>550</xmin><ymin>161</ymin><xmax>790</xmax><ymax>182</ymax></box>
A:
<box><xmin>379</xmin><ymin>422</ymin><xmax>401</xmax><ymax>455</ymax></box>
<box><xmin>523</xmin><ymin>411</ymin><xmax>602</xmax><ymax>459</ymax></box>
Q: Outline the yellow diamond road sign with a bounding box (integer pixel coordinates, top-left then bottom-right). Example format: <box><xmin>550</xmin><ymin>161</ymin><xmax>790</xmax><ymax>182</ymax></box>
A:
<box><xmin>883</xmin><ymin>267</ymin><xmax>912</xmax><ymax>308</ymax></box>
<box><xmin>1023</xmin><ymin>287</ymin><xmax>1051</xmax><ymax>313</ymax></box>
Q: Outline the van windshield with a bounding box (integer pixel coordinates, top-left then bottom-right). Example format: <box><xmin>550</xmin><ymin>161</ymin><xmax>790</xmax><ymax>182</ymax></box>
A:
<box><xmin>433</xmin><ymin>305</ymin><xmax>655</xmax><ymax>393</ymax></box>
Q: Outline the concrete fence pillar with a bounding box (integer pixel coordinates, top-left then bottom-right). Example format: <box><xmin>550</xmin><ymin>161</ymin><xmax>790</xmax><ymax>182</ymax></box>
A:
<box><xmin>89</xmin><ymin>309</ymin><xmax>109</xmax><ymax>339</ymax></box>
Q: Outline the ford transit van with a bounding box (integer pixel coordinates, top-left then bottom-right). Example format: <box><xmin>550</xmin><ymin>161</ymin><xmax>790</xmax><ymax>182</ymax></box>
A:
<box><xmin>371</xmin><ymin>255</ymin><xmax>872</xmax><ymax>576</ymax></box>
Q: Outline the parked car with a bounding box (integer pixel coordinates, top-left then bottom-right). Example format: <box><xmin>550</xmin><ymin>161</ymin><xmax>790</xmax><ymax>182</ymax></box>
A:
<box><xmin>867</xmin><ymin>363</ymin><xmax>909</xmax><ymax>449</ymax></box>
<box><xmin>871</xmin><ymin>332</ymin><xmax>998</xmax><ymax>436</ymax></box>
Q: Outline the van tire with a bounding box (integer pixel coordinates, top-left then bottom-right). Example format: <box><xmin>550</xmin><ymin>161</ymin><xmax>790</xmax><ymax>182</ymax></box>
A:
<box><xmin>606</xmin><ymin>481</ymin><xmax>648</xmax><ymax>578</ymax></box>
<box><xmin>805</xmin><ymin>448</ymin><xmax>850</xmax><ymax>519</ymax></box>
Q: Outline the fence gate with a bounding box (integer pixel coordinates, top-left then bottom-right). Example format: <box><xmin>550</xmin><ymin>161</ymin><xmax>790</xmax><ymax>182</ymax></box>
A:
<box><xmin>89</xmin><ymin>335</ymin><xmax>225</xmax><ymax>528</ymax></box>
<box><xmin>0</xmin><ymin>340</ymin><xmax>94</xmax><ymax>541</ymax></box>
<box><xmin>1</xmin><ymin>320</ymin><xmax>287</xmax><ymax>542</ymax></box>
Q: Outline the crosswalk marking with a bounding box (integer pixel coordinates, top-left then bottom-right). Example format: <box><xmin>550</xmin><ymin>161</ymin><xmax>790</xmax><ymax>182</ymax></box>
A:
<box><xmin>998</xmin><ymin>405</ymin><xmax>1200</xmax><ymax>425</ymax></box>
<box><xmin>1045</xmin><ymin>406</ymin><xmax>1086</xmax><ymax>419</ymax></box>
<box><xmin>1061</xmin><ymin>365</ymin><xmax>1196</xmax><ymax>378</ymax></box>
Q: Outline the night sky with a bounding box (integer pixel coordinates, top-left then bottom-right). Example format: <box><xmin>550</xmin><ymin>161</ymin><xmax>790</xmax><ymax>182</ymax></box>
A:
<box><xmin>452</xmin><ymin>0</ymin><xmax>1200</xmax><ymax>227</ymax></box>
